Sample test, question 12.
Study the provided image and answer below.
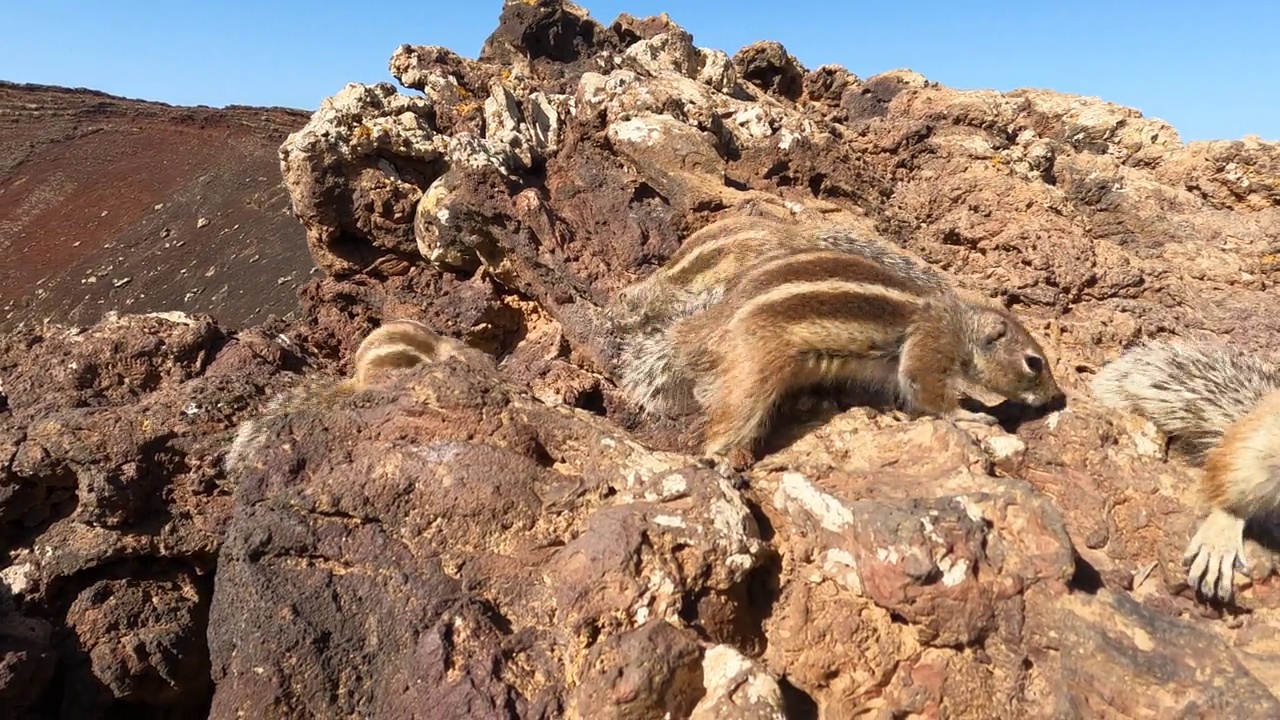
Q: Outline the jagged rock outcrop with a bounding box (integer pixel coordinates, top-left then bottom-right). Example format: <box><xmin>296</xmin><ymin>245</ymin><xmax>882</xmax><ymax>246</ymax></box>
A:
<box><xmin>207</xmin><ymin>343</ymin><xmax>767</xmax><ymax>717</ymax></box>
<box><xmin>4</xmin><ymin>0</ymin><xmax>1280</xmax><ymax>717</ymax></box>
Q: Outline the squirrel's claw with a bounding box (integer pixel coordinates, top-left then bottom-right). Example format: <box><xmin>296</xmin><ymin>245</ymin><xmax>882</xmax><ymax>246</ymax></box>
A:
<box><xmin>1183</xmin><ymin>509</ymin><xmax>1248</xmax><ymax>603</ymax></box>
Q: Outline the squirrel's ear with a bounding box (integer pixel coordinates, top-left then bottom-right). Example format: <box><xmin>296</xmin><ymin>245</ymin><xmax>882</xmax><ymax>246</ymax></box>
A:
<box><xmin>978</xmin><ymin>312</ymin><xmax>1008</xmax><ymax>346</ymax></box>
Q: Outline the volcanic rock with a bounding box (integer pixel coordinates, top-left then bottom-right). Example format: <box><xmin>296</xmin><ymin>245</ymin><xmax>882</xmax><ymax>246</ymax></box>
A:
<box><xmin>4</xmin><ymin>0</ymin><xmax>1280</xmax><ymax>716</ymax></box>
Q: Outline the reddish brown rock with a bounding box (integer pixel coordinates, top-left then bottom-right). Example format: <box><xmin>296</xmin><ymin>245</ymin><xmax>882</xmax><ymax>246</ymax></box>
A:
<box><xmin>0</xmin><ymin>609</ymin><xmax>55</xmax><ymax>718</ymax></box>
<box><xmin>205</xmin><ymin>346</ymin><xmax>765</xmax><ymax>717</ymax></box>
<box><xmin>60</xmin><ymin>571</ymin><xmax>212</xmax><ymax>714</ymax></box>
<box><xmin>569</xmin><ymin>621</ymin><xmax>704</xmax><ymax>719</ymax></box>
<box><xmin>733</xmin><ymin>41</ymin><xmax>806</xmax><ymax>101</ymax></box>
<box><xmin>4</xmin><ymin>0</ymin><xmax>1280</xmax><ymax>716</ymax></box>
<box><xmin>0</xmin><ymin>312</ymin><xmax>301</xmax><ymax>716</ymax></box>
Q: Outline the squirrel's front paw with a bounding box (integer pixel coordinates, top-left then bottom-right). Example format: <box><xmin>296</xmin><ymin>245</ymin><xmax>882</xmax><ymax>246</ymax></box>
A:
<box><xmin>726</xmin><ymin>446</ymin><xmax>758</xmax><ymax>471</ymax></box>
<box><xmin>698</xmin><ymin>446</ymin><xmax>755</xmax><ymax>473</ymax></box>
<box><xmin>949</xmin><ymin>408</ymin><xmax>999</xmax><ymax>427</ymax></box>
<box><xmin>1183</xmin><ymin>509</ymin><xmax>1249</xmax><ymax>603</ymax></box>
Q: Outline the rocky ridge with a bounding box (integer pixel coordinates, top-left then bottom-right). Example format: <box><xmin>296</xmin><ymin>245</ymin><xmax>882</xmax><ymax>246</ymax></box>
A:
<box><xmin>3</xmin><ymin>1</ymin><xmax>1280</xmax><ymax>717</ymax></box>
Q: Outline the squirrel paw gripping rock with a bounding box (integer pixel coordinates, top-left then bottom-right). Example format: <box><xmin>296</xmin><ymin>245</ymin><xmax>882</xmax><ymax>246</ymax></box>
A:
<box><xmin>1184</xmin><ymin>509</ymin><xmax>1250</xmax><ymax>600</ymax></box>
<box><xmin>1092</xmin><ymin>339</ymin><xmax>1280</xmax><ymax>603</ymax></box>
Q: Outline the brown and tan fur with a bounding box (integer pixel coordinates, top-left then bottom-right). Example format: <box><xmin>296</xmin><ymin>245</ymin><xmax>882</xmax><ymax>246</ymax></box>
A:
<box><xmin>615</xmin><ymin>213</ymin><xmax>947</xmax><ymax>323</ymax></box>
<box><xmin>668</xmin><ymin>249</ymin><xmax>1062</xmax><ymax>467</ymax></box>
<box><xmin>614</xmin><ymin>213</ymin><xmax>949</xmax><ymax>417</ymax></box>
<box><xmin>223</xmin><ymin>319</ymin><xmax>476</xmax><ymax>474</ymax></box>
<box><xmin>1091</xmin><ymin>340</ymin><xmax>1280</xmax><ymax>602</ymax></box>
<box><xmin>349</xmin><ymin>319</ymin><xmax>472</xmax><ymax>387</ymax></box>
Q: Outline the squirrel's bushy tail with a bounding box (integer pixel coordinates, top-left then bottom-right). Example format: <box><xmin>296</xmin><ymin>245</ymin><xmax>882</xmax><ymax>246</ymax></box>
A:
<box><xmin>613</xmin><ymin>285</ymin><xmax>721</xmax><ymax>417</ymax></box>
<box><xmin>1090</xmin><ymin>339</ymin><xmax>1280</xmax><ymax>464</ymax></box>
<box><xmin>223</xmin><ymin>382</ymin><xmax>329</xmax><ymax>475</ymax></box>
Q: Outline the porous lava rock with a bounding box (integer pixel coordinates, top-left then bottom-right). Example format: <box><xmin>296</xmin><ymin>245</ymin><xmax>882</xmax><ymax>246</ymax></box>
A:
<box><xmin>4</xmin><ymin>0</ymin><xmax>1280</xmax><ymax>716</ymax></box>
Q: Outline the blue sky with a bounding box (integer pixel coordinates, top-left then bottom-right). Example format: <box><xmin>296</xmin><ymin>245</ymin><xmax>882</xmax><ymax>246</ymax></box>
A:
<box><xmin>1</xmin><ymin>1</ymin><xmax>1275</xmax><ymax>142</ymax></box>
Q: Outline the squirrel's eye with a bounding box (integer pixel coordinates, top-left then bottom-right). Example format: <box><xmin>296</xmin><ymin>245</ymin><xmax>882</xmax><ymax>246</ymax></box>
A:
<box><xmin>982</xmin><ymin>318</ymin><xmax>1008</xmax><ymax>346</ymax></box>
<box><xmin>1023</xmin><ymin>354</ymin><xmax>1044</xmax><ymax>375</ymax></box>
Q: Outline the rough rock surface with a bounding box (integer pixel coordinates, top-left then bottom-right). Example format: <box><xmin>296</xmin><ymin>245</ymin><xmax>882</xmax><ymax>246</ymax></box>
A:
<box><xmin>4</xmin><ymin>0</ymin><xmax>1280</xmax><ymax>717</ymax></box>
<box><xmin>0</xmin><ymin>81</ymin><xmax>314</xmax><ymax>334</ymax></box>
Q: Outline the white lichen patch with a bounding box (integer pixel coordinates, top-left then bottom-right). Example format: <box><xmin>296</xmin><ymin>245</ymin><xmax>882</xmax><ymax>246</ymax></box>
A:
<box><xmin>700</xmin><ymin>490</ymin><xmax>763</xmax><ymax>577</ymax></box>
<box><xmin>723</xmin><ymin>553</ymin><xmax>756</xmax><ymax>573</ymax></box>
<box><xmin>411</xmin><ymin>441</ymin><xmax>467</xmax><ymax>466</ymax></box>
<box><xmin>920</xmin><ymin>514</ymin><xmax>945</xmax><ymax>545</ymax></box>
<box><xmin>775</xmin><ymin>472</ymin><xmax>854</xmax><ymax>532</ymax></box>
<box><xmin>694</xmin><ymin>48</ymin><xmax>737</xmax><ymax>93</ymax></box>
<box><xmin>575</xmin><ymin>70</ymin><xmax>639</xmax><ymax>109</ymax></box>
<box><xmin>820</xmin><ymin>548</ymin><xmax>864</xmax><ymax>595</ymax></box>
<box><xmin>732</xmin><ymin>106</ymin><xmax>776</xmax><ymax>139</ymax></box>
<box><xmin>876</xmin><ymin>546</ymin><xmax>902</xmax><ymax>564</ymax></box>
<box><xmin>142</xmin><ymin>310</ymin><xmax>197</xmax><ymax>325</ymax></box>
<box><xmin>633</xmin><ymin>570</ymin><xmax>681</xmax><ymax>625</ymax></box>
<box><xmin>694</xmin><ymin>645</ymin><xmax>786</xmax><ymax>718</ymax></box>
<box><xmin>703</xmin><ymin>644</ymin><xmax>751</xmax><ymax>683</ymax></box>
<box><xmin>622</xmin><ymin>31</ymin><xmax>699</xmax><ymax>78</ymax></box>
<box><xmin>445</xmin><ymin>133</ymin><xmax>512</xmax><ymax>176</ymax></box>
<box><xmin>708</xmin><ymin>498</ymin><xmax>745</xmax><ymax>538</ymax></box>
<box><xmin>0</xmin><ymin>562</ymin><xmax>34</xmax><ymax>596</ymax></box>
<box><xmin>659</xmin><ymin>473</ymin><xmax>687</xmax><ymax>497</ymax></box>
<box><xmin>527</xmin><ymin>91</ymin><xmax>567</xmax><ymax>154</ymax></box>
<box><xmin>643</xmin><ymin>472</ymin><xmax>689</xmax><ymax>503</ymax></box>
<box><xmin>937</xmin><ymin>555</ymin><xmax>971</xmax><ymax>587</ymax></box>
<box><xmin>606</xmin><ymin>117</ymin><xmax>666</xmax><ymax>146</ymax></box>
<box><xmin>777</xmin><ymin>127</ymin><xmax>802</xmax><ymax>151</ymax></box>
<box><xmin>290</xmin><ymin>83</ymin><xmax>442</xmax><ymax>165</ymax></box>
<box><xmin>621</xmin><ymin>464</ymin><xmax>656</xmax><ymax>492</ymax></box>
<box><xmin>953</xmin><ymin>495</ymin><xmax>987</xmax><ymax>523</ymax></box>
<box><xmin>651</xmin><ymin>514</ymin><xmax>687</xmax><ymax>528</ymax></box>
<box><xmin>617</xmin><ymin>443</ymin><xmax>684</xmax><ymax>493</ymax></box>
<box><xmin>982</xmin><ymin>434</ymin><xmax>1026</xmax><ymax>461</ymax></box>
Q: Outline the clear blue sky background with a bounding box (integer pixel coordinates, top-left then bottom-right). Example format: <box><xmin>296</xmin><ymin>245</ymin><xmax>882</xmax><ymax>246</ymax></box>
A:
<box><xmin>1</xmin><ymin>0</ymin><xmax>1275</xmax><ymax>142</ymax></box>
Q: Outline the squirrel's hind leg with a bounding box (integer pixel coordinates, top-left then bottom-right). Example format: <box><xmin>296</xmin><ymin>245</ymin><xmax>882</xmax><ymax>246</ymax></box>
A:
<box><xmin>701</xmin><ymin>349</ymin><xmax>796</xmax><ymax>468</ymax></box>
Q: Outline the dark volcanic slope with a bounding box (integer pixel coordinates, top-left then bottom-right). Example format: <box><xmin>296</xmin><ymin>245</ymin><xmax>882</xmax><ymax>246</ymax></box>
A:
<box><xmin>0</xmin><ymin>81</ymin><xmax>315</xmax><ymax>332</ymax></box>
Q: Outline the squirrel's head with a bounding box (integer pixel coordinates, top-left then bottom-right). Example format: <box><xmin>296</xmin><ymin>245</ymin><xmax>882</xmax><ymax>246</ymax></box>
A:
<box><xmin>965</xmin><ymin>306</ymin><xmax>1064</xmax><ymax>408</ymax></box>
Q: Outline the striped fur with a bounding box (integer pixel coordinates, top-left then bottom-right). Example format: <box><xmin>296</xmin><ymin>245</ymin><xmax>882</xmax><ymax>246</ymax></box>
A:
<box><xmin>615</xmin><ymin>213</ymin><xmax>947</xmax><ymax>322</ymax></box>
<box><xmin>614</xmin><ymin>214</ymin><xmax>952</xmax><ymax>419</ymax></box>
<box><xmin>223</xmin><ymin>319</ymin><xmax>474</xmax><ymax>475</ymax></box>
<box><xmin>670</xmin><ymin>249</ymin><xmax>1060</xmax><ymax>463</ymax></box>
<box><xmin>1091</xmin><ymin>340</ymin><xmax>1280</xmax><ymax>464</ymax></box>
<box><xmin>352</xmin><ymin>319</ymin><xmax>469</xmax><ymax>386</ymax></box>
